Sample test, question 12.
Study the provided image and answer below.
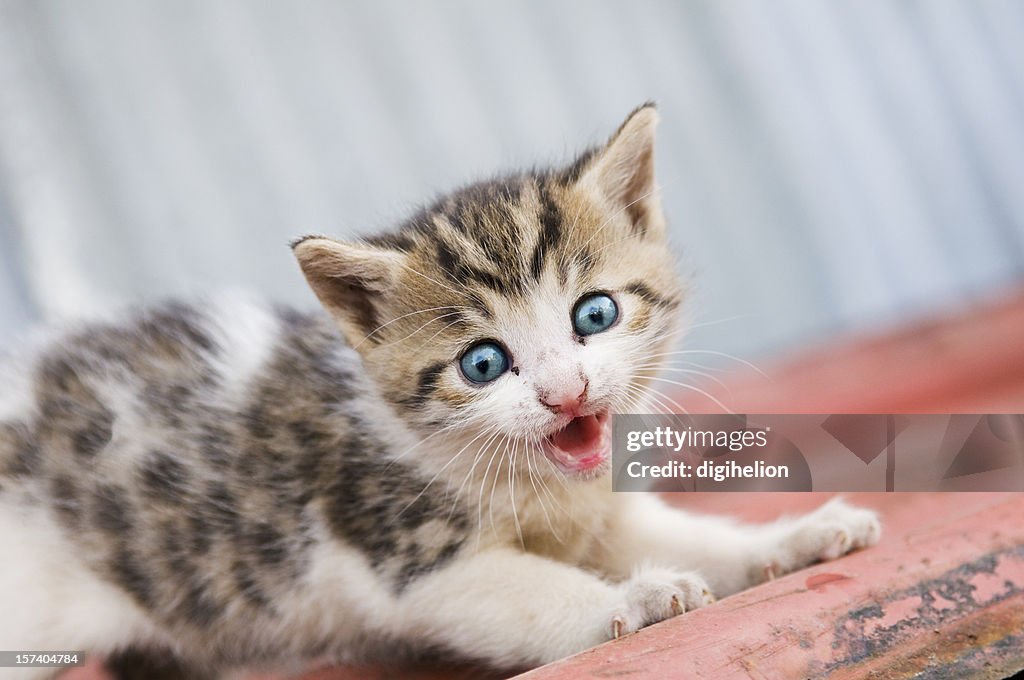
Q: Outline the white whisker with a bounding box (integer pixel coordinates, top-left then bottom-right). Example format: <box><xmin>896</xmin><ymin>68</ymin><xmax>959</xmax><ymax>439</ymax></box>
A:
<box><xmin>394</xmin><ymin>424</ymin><xmax>497</xmax><ymax>521</ymax></box>
<box><xmin>487</xmin><ymin>435</ymin><xmax>511</xmax><ymax>540</ymax></box>
<box><xmin>376</xmin><ymin>311</ymin><xmax>465</xmax><ymax>349</ymax></box>
<box><xmin>354</xmin><ymin>305</ymin><xmax>469</xmax><ymax>348</ymax></box>
<box><xmin>525</xmin><ymin>447</ymin><xmax>562</xmax><ymax>542</ymax></box>
<box><xmin>474</xmin><ymin>430</ymin><xmax>506</xmax><ymax>546</ymax></box>
<box><xmin>632</xmin><ymin>364</ymin><xmax>732</xmax><ymax>396</ymax></box>
<box><xmin>641</xmin><ymin>376</ymin><xmax>734</xmax><ymax>414</ymax></box>
<box><xmin>508</xmin><ymin>437</ymin><xmax>525</xmax><ymax>549</ymax></box>
<box><xmin>642</xmin><ymin>349</ymin><xmax>770</xmax><ymax>379</ymax></box>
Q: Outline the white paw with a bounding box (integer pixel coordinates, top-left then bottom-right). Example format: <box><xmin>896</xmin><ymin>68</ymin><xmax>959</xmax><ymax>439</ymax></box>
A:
<box><xmin>609</xmin><ymin>567</ymin><xmax>715</xmax><ymax>639</ymax></box>
<box><xmin>780</xmin><ymin>498</ymin><xmax>881</xmax><ymax>570</ymax></box>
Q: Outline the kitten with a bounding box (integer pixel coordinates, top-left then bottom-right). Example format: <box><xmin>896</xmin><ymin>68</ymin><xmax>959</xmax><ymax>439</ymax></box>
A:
<box><xmin>0</xmin><ymin>104</ymin><xmax>879</xmax><ymax>679</ymax></box>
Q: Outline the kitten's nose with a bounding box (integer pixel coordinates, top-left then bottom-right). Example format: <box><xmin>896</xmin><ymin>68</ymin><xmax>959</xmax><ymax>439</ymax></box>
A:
<box><xmin>540</xmin><ymin>379</ymin><xmax>589</xmax><ymax>415</ymax></box>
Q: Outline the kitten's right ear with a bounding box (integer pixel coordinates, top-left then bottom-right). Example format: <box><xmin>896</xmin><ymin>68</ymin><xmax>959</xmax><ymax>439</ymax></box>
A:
<box><xmin>292</xmin><ymin>236</ymin><xmax>405</xmax><ymax>346</ymax></box>
<box><xmin>574</xmin><ymin>103</ymin><xmax>665</xmax><ymax>237</ymax></box>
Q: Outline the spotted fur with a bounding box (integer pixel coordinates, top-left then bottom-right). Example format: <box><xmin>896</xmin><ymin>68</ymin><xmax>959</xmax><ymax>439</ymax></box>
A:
<box><xmin>0</xmin><ymin>105</ymin><xmax>880</xmax><ymax>679</ymax></box>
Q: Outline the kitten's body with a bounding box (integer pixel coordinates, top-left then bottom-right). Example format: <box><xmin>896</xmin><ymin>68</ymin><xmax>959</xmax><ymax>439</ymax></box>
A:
<box><xmin>0</xmin><ymin>106</ymin><xmax>879</xmax><ymax>679</ymax></box>
<box><xmin>1</xmin><ymin>298</ymin><xmax>455</xmax><ymax>673</ymax></box>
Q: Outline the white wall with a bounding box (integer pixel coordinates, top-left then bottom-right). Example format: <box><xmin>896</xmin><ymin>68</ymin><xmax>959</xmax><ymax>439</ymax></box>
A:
<box><xmin>1</xmin><ymin>0</ymin><xmax>1022</xmax><ymax>363</ymax></box>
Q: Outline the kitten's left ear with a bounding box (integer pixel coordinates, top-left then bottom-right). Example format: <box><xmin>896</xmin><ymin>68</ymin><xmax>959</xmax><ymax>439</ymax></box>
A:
<box><xmin>577</xmin><ymin>102</ymin><xmax>665</xmax><ymax>236</ymax></box>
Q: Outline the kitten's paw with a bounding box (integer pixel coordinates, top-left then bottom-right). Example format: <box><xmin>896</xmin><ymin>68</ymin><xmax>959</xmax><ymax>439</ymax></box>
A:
<box><xmin>610</xmin><ymin>567</ymin><xmax>714</xmax><ymax>639</ymax></box>
<box><xmin>784</xmin><ymin>498</ymin><xmax>881</xmax><ymax>567</ymax></box>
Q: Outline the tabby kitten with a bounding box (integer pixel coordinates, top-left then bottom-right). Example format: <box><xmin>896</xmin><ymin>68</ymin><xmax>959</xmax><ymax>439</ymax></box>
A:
<box><xmin>0</xmin><ymin>104</ymin><xmax>879</xmax><ymax>679</ymax></box>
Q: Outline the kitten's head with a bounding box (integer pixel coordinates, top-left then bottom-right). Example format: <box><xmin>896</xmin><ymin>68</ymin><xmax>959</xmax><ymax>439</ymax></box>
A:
<box><xmin>294</xmin><ymin>104</ymin><xmax>684</xmax><ymax>479</ymax></box>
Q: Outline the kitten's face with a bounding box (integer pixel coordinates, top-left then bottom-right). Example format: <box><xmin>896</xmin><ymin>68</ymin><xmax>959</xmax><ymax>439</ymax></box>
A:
<box><xmin>296</xmin><ymin>105</ymin><xmax>683</xmax><ymax>479</ymax></box>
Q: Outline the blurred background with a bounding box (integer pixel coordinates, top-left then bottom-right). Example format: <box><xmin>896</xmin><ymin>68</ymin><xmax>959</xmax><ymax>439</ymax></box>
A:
<box><xmin>1</xmin><ymin>0</ymin><xmax>1023</xmax><ymax>366</ymax></box>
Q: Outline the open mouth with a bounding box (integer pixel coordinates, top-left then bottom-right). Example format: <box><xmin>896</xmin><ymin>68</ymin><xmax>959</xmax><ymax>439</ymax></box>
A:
<box><xmin>543</xmin><ymin>411</ymin><xmax>611</xmax><ymax>475</ymax></box>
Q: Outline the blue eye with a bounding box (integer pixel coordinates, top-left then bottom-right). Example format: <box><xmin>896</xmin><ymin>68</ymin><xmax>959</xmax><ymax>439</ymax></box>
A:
<box><xmin>573</xmin><ymin>293</ymin><xmax>619</xmax><ymax>336</ymax></box>
<box><xmin>459</xmin><ymin>342</ymin><xmax>510</xmax><ymax>384</ymax></box>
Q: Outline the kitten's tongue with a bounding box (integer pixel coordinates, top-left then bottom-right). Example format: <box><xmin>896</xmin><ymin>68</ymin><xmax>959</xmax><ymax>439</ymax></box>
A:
<box><xmin>545</xmin><ymin>412</ymin><xmax>611</xmax><ymax>475</ymax></box>
<box><xmin>551</xmin><ymin>414</ymin><xmax>604</xmax><ymax>457</ymax></box>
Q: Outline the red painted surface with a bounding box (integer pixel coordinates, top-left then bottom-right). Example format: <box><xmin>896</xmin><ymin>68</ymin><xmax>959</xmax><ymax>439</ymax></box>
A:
<box><xmin>672</xmin><ymin>287</ymin><xmax>1024</xmax><ymax>415</ymax></box>
<box><xmin>516</xmin><ymin>493</ymin><xmax>1024</xmax><ymax>680</ymax></box>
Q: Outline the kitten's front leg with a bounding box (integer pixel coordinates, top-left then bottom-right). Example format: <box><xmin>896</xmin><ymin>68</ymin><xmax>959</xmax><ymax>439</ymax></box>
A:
<box><xmin>396</xmin><ymin>547</ymin><xmax>713</xmax><ymax>666</ymax></box>
<box><xmin>594</xmin><ymin>494</ymin><xmax>881</xmax><ymax>597</ymax></box>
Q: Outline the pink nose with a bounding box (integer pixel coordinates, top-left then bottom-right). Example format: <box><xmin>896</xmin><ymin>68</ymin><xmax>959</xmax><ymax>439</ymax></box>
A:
<box><xmin>540</xmin><ymin>380</ymin><xmax>589</xmax><ymax>415</ymax></box>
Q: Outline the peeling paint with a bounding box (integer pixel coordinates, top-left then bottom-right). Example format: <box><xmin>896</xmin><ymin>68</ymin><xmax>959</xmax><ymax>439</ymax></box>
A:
<box><xmin>827</xmin><ymin>546</ymin><xmax>1024</xmax><ymax>677</ymax></box>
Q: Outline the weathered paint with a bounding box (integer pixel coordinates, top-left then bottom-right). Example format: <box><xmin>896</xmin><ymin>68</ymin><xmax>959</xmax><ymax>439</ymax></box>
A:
<box><xmin>828</xmin><ymin>548</ymin><xmax>1024</xmax><ymax>678</ymax></box>
<box><xmin>513</xmin><ymin>493</ymin><xmax>1024</xmax><ymax>680</ymax></box>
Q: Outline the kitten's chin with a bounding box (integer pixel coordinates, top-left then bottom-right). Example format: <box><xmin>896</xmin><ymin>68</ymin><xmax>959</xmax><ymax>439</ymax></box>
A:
<box><xmin>542</xmin><ymin>411</ymin><xmax>611</xmax><ymax>479</ymax></box>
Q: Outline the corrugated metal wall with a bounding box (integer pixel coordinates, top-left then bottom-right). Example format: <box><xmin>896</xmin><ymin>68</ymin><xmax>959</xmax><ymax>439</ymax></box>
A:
<box><xmin>1</xmin><ymin>0</ymin><xmax>1022</xmax><ymax>362</ymax></box>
